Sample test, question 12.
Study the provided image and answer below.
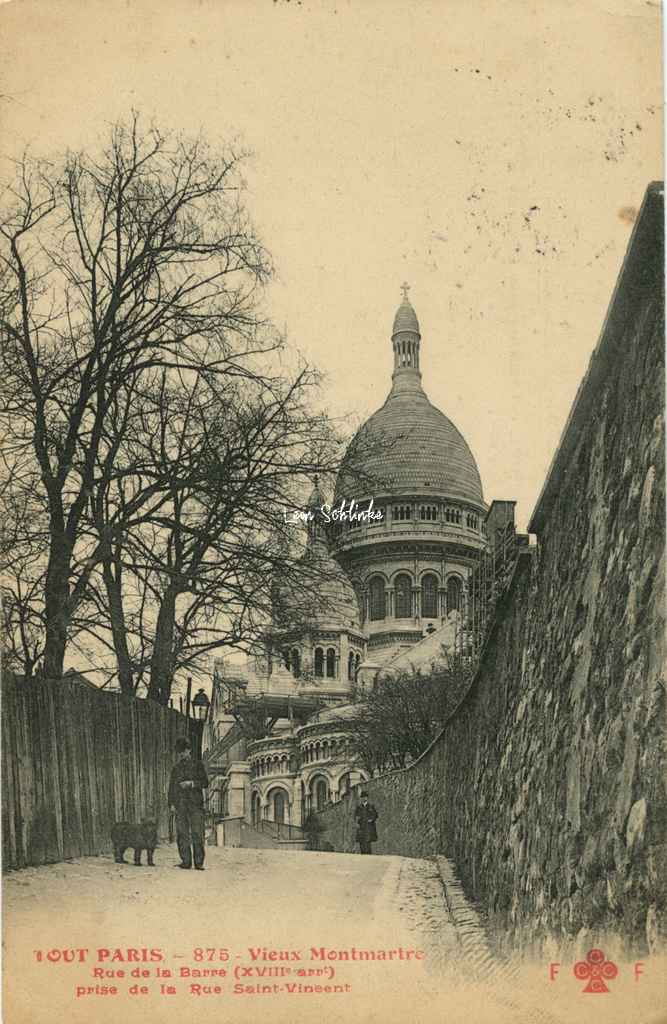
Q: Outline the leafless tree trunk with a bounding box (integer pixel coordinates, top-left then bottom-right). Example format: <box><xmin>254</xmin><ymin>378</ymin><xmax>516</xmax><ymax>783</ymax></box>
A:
<box><xmin>148</xmin><ymin>585</ymin><xmax>179</xmax><ymax>705</ymax></box>
<box><xmin>0</xmin><ymin>115</ymin><xmax>272</xmax><ymax>679</ymax></box>
<box><xmin>100</xmin><ymin>550</ymin><xmax>134</xmax><ymax>694</ymax></box>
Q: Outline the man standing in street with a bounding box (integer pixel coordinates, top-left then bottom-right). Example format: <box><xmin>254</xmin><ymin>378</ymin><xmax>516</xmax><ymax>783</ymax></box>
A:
<box><xmin>354</xmin><ymin>791</ymin><xmax>378</xmax><ymax>855</ymax></box>
<box><xmin>168</xmin><ymin>737</ymin><xmax>209</xmax><ymax>870</ymax></box>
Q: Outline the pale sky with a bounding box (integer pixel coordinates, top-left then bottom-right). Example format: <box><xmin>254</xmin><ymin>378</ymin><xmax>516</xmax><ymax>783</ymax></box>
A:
<box><xmin>1</xmin><ymin>0</ymin><xmax>663</xmax><ymax>530</ymax></box>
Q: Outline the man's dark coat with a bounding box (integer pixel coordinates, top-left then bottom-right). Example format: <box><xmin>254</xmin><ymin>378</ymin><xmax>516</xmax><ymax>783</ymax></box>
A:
<box><xmin>168</xmin><ymin>756</ymin><xmax>209</xmax><ymax>810</ymax></box>
<box><xmin>354</xmin><ymin>801</ymin><xmax>378</xmax><ymax>843</ymax></box>
<box><xmin>168</xmin><ymin>755</ymin><xmax>209</xmax><ymax>870</ymax></box>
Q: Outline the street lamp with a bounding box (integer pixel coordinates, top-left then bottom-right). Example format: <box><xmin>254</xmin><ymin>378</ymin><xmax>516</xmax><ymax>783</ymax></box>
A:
<box><xmin>192</xmin><ymin>688</ymin><xmax>211</xmax><ymax>721</ymax></box>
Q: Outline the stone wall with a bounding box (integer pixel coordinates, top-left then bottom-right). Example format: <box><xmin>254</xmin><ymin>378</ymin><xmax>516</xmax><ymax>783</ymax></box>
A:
<box><xmin>318</xmin><ymin>183</ymin><xmax>665</xmax><ymax>959</ymax></box>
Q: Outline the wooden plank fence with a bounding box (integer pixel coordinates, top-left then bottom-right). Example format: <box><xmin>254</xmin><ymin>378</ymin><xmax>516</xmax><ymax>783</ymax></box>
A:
<box><xmin>2</xmin><ymin>672</ymin><xmax>188</xmax><ymax>870</ymax></box>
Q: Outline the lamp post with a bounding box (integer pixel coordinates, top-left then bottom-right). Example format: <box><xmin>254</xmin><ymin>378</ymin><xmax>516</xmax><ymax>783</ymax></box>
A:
<box><xmin>192</xmin><ymin>688</ymin><xmax>211</xmax><ymax>721</ymax></box>
<box><xmin>187</xmin><ymin>688</ymin><xmax>210</xmax><ymax>759</ymax></box>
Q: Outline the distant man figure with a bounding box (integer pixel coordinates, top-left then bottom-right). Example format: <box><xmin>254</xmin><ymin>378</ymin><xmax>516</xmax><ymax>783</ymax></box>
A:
<box><xmin>354</xmin><ymin>791</ymin><xmax>378</xmax><ymax>855</ymax></box>
<box><xmin>168</xmin><ymin>737</ymin><xmax>209</xmax><ymax>870</ymax></box>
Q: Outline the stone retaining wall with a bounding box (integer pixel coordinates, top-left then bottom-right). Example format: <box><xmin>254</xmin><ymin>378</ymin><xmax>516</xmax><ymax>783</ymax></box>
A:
<box><xmin>318</xmin><ymin>184</ymin><xmax>665</xmax><ymax>959</ymax></box>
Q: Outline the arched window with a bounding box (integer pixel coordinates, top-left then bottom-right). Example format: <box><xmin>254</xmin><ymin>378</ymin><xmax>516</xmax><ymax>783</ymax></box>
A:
<box><xmin>354</xmin><ymin>653</ymin><xmax>361</xmax><ymax>678</ymax></box>
<box><xmin>291</xmin><ymin>648</ymin><xmax>300</xmax><ymax>677</ymax></box>
<box><xmin>326</xmin><ymin>647</ymin><xmax>336</xmax><ymax>678</ymax></box>
<box><xmin>314</xmin><ymin>777</ymin><xmax>329</xmax><ymax>811</ymax></box>
<box><xmin>251</xmin><ymin>791</ymin><xmax>261</xmax><ymax>826</ymax></box>
<box><xmin>348</xmin><ymin>651</ymin><xmax>354</xmax><ymax>680</ymax></box>
<box><xmin>394</xmin><ymin>573</ymin><xmax>412</xmax><ymax>618</ymax></box>
<box><xmin>314</xmin><ymin>647</ymin><xmax>324</xmax><ymax>677</ymax></box>
<box><xmin>283</xmin><ymin>649</ymin><xmax>290</xmax><ymax>670</ymax></box>
<box><xmin>272</xmin><ymin>789</ymin><xmax>286</xmax><ymax>824</ymax></box>
<box><xmin>421</xmin><ymin>573</ymin><xmax>438</xmax><ymax>618</ymax></box>
<box><xmin>447</xmin><ymin>576</ymin><xmax>462</xmax><ymax>613</ymax></box>
<box><xmin>368</xmin><ymin>577</ymin><xmax>386</xmax><ymax>620</ymax></box>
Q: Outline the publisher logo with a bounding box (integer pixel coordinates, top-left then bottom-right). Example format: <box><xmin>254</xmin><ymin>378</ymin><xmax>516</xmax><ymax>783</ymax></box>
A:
<box><xmin>573</xmin><ymin>949</ymin><xmax>618</xmax><ymax>994</ymax></box>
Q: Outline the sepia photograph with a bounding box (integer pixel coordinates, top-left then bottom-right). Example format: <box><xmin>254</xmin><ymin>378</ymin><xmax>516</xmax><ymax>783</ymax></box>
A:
<box><xmin>0</xmin><ymin>1</ymin><xmax>664</xmax><ymax>1022</ymax></box>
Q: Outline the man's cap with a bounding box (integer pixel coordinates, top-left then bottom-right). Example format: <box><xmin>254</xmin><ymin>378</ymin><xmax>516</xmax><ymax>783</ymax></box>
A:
<box><xmin>175</xmin><ymin>737</ymin><xmax>191</xmax><ymax>753</ymax></box>
<box><xmin>360</xmin><ymin>791</ymin><xmax>369</xmax><ymax>798</ymax></box>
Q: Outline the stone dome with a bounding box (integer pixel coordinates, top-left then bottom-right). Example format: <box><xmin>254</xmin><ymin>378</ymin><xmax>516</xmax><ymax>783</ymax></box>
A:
<box><xmin>337</xmin><ymin>387</ymin><xmax>484</xmax><ymax>504</ymax></box>
<box><xmin>336</xmin><ymin>290</ymin><xmax>484</xmax><ymax>506</ymax></box>
<box><xmin>272</xmin><ymin>550</ymin><xmax>362</xmax><ymax>632</ymax></box>
<box><xmin>272</xmin><ymin>483</ymin><xmax>362</xmax><ymax>632</ymax></box>
<box><xmin>303</xmin><ymin>550</ymin><xmax>362</xmax><ymax>630</ymax></box>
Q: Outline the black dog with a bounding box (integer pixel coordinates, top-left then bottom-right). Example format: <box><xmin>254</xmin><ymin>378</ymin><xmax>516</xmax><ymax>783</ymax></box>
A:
<box><xmin>111</xmin><ymin>821</ymin><xmax>158</xmax><ymax>866</ymax></box>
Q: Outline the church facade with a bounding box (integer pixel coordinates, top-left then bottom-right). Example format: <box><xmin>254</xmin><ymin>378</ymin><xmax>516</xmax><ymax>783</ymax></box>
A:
<box><xmin>203</xmin><ymin>289</ymin><xmax>499</xmax><ymax>834</ymax></box>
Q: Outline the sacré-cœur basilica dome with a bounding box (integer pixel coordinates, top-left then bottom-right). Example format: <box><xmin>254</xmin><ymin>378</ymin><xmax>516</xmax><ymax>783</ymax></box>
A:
<box><xmin>329</xmin><ymin>285</ymin><xmax>487</xmax><ymax>665</ymax></box>
<box><xmin>335</xmin><ymin>294</ymin><xmax>484</xmax><ymax>508</ymax></box>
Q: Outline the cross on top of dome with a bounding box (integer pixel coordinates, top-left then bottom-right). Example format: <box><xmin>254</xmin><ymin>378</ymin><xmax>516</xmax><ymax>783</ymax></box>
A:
<box><xmin>392</xmin><ymin>285</ymin><xmax>420</xmax><ymax>338</ymax></box>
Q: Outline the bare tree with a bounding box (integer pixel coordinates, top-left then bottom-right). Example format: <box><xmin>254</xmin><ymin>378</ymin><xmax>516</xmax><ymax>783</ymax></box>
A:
<box><xmin>84</xmin><ymin>362</ymin><xmax>347</xmax><ymax>703</ymax></box>
<box><xmin>340</xmin><ymin>646</ymin><xmax>473</xmax><ymax>775</ymax></box>
<box><xmin>0</xmin><ymin>115</ymin><xmax>273</xmax><ymax>678</ymax></box>
<box><xmin>1</xmin><ymin>534</ymin><xmax>47</xmax><ymax>678</ymax></box>
<box><xmin>0</xmin><ymin>115</ymin><xmax>401</xmax><ymax>697</ymax></box>
<box><xmin>0</xmin><ymin>450</ymin><xmax>50</xmax><ymax>676</ymax></box>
